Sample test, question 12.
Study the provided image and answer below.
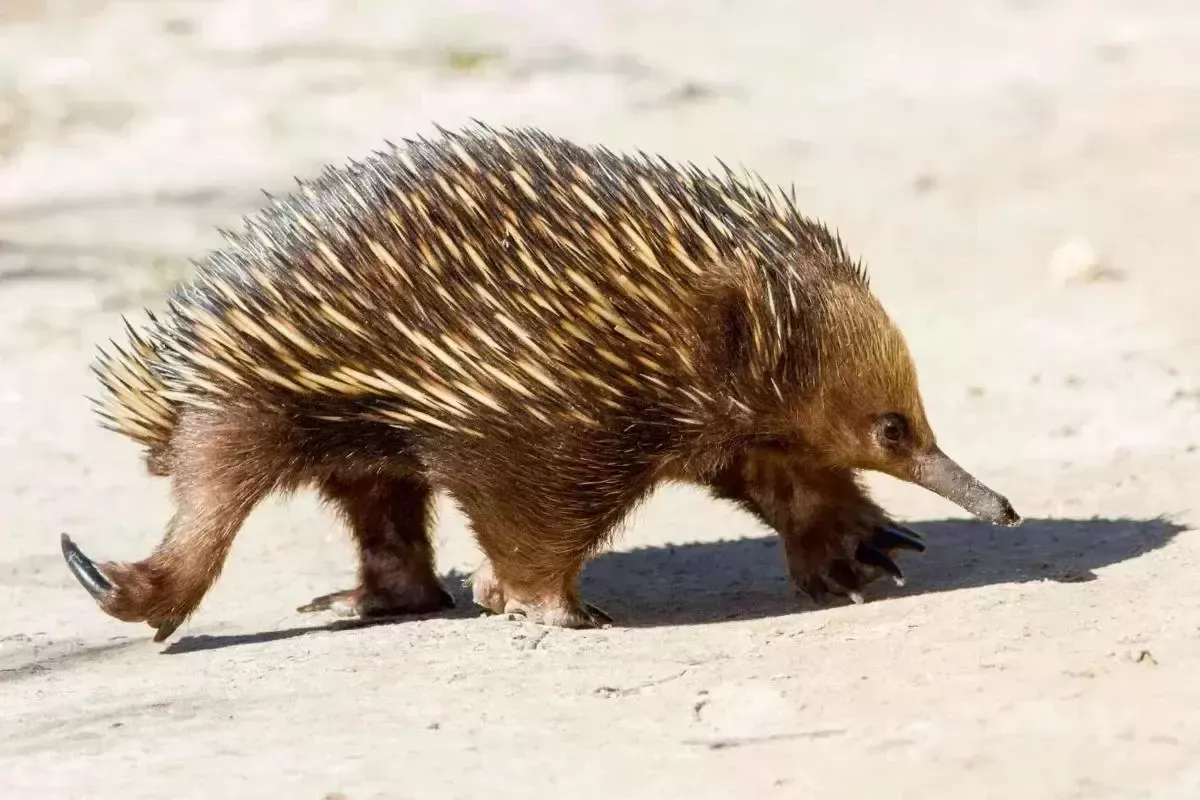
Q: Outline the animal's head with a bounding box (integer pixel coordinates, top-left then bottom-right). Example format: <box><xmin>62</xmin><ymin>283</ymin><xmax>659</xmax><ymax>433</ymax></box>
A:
<box><xmin>703</xmin><ymin>261</ymin><xmax>1020</xmax><ymax>527</ymax></box>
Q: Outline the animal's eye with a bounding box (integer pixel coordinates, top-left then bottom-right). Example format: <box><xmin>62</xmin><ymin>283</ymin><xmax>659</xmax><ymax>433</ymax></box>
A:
<box><xmin>875</xmin><ymin>413</ymin><xmax>909</xmax><ymax>448</ymax></box>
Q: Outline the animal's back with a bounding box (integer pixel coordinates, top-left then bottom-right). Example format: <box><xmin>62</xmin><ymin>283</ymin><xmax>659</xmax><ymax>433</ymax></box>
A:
<box><xmin>94</xmin><ymin>124</ymin><xmax>842</xmax><ymax>466</ymax></box>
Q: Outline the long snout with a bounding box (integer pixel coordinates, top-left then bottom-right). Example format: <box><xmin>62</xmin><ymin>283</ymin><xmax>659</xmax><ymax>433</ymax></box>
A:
<box><xmin>910</xmin><ymin>448</ymin><xmax>1021</xmax><ymax>526</ymax></box>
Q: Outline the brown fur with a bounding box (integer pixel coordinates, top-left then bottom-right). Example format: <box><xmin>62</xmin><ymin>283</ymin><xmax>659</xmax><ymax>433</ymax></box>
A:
<box><xmin>70</xmin><ymin>123</ymin><xmax>1013</xmax><ymax>640</ymax></box>
<box><xmin>708</xmin><ymin>445</ymin><xmax>901</xmax><ymax>600</ymax></box>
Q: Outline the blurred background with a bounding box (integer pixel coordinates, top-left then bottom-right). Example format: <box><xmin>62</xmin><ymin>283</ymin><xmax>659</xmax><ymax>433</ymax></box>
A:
<box><xmin>4</xmin><ymin>0</ymin><xmax>1197</xmax><ymax>530</ymax></box>
<box><xmin>3</xmin><ymin>2</ymin><xmax>1199</xmax><ymax>798</ymax></box>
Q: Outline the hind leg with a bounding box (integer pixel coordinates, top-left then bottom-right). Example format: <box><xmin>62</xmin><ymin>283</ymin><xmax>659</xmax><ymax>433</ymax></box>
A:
<box><xmin>453</xmin><ymin>480</ymin><xmax>626</xmax><ymax>630</ymax></box>
<box><xmin>297</xmin><ymin>474</ymin><xmax>453</xmax><ymax>618</ymax></box>
<box><xmin>467</xmin><ymin>552</ymin><xmax>612</xmax><ymax>629</ymax></box>
<box><xmin>61</xmin><ymin>411</ymin><xmax>277</xmax><ymax>642</ymax></box>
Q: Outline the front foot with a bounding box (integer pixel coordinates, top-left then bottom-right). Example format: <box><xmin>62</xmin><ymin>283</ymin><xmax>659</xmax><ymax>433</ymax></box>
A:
<box><xmin>297</xmin><ymin>583</ymin><xmax>454</xmax><ymax>619</ymax></box>
<box><xmin>786</xmin><ymin>515</ymin><xmax>926</xmax><ymax>606</ymax></box>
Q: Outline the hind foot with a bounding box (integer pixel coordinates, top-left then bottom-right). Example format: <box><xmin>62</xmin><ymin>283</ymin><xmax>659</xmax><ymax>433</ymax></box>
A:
<box><xmin>297</xmin><ymin>582</ymin><xmax>454</xmax><ymax>618</ymax></box>
<box><xmin>61</xmin><ymin>533</ymin><xmax>198</xmax><ymax>643</ymax></box>
<box><xmin>469</xmin><ymin>560</ymin><xmax>611</xmax><ymax>629</ymax></box>
<box><xmin>503</xmin><ymin>597</ymin><xmax>612</xmax><ymax>629</ymax></box>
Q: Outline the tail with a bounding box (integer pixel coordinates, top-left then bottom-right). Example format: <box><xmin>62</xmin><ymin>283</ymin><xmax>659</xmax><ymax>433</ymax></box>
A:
<box><xmin>90</xmin><ymin>313</ymin><xmax>179</xmax><ymax>475</ymax></box>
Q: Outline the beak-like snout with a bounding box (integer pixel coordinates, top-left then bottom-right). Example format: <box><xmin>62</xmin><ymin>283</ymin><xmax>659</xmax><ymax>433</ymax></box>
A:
<box><xmin>911</xmin><ymin>448</ymin><xmax>1021</xmax><ymax>526</ymax></box>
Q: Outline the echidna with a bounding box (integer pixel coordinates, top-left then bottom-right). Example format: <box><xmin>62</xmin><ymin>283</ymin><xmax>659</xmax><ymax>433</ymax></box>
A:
<box><xmin>60</xmin><ymin>122</ymin><xmax>1020</xmax><ymax>642</ymax></box>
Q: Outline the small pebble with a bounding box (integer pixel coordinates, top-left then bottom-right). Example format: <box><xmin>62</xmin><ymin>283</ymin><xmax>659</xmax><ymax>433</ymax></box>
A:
<box><xmin>1048</xmin><ymin>237</ymin><xmax>1122</xmax><ymax>285</ymax></box>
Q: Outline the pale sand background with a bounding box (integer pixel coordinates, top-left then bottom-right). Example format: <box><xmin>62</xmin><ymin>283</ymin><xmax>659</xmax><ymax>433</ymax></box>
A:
<box><xmin>2</xmin><ymin>2</ymin><xmax>1199</xmax><ymax>798</ymax></box>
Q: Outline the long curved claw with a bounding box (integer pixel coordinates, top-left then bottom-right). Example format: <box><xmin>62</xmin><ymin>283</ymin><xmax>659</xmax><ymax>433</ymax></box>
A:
<box><xmin>887</xmin><ymin>520</ymin><xmax>924</xmax><ymax>540</ymax></box>
<box><xmin>855</xmin><ymin>542</ymin><xmax>906</xmax><ymax>585</ymax></box>
<box><xmin>152</xmin><ymin>618</ymin><xmax>182</xmax><ymax>643</ymax></box>
<box><xmin>798</xmin><ymin>576</ymin><xmax>830</xmax><ymax>606</ymax></box>
<box><xmin>60</xmin><ymin>533</ymin><xmax>113</xmax><ymax>602</ymax></box>
<box><xmin>871</xmin><ymin>523</ymin><xmax>927</xmax><ymax>554</ymax></box>
<box><xmin>584</xmin><ymin>602</ymin><xmax>613</xmax><ymax>626</ymax></box>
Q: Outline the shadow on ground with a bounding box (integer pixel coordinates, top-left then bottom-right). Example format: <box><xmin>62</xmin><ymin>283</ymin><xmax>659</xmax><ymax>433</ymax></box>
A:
<box><xmin>581</xmin><ymin>515</ymin><xmax>1188</xmax><ymax>627</ymax></box>
<box><xmin>159</xmin><ymin>598</ymin><xmax>481</xmax><ymax>656</ymax></box>
<box><xmin>0</xmin><ymin>638</ymin><xmax>144</xmax><ymax>684</ymax></box>
<box><xmin>156</xmin><ymin>514</ymin><xmax>1186</xmax><ymax>654</ymax></box>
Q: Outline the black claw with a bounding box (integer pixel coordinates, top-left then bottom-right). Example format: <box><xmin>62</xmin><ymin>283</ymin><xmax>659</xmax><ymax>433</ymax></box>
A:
<box><xmin>827</xmin><ymin>560</ymin><xmax>866</xmax><ymax>604</ymax></box>
<box><xmin>855</xmin><ymin>542</ymin><xmax>905</xmax><ymax>581</ymax></box>
<box><xmin>585</xmin><ymin>602</ymin><xmax>613</xmax><ymax>626</ymax></box>
<box><xmin>872</xmin><ymin>523</ymin><xmax>927</xmax><ymax>554</ymax></box>
<box><xmin>152</xmin><ymin>618</ymin><xmax>182</xmax><ymax>643</ymax></box>
<box><xmin>60</xmin><ymin>533</ymin><xmax>113</xmax><ymax>602</ymax></box>
<box><xmin>800</xmin><ymin>577</ymin><xmax>830</xmax><ymax>605</ymax></box>
<box><xmin>437</xmin><ymin>587</ymin><xmax>457</xmax><ymax>610</ymax></box>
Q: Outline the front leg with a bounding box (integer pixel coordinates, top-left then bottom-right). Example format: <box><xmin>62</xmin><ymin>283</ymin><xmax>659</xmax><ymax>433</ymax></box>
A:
<box><xmin>708</xmin><ymin>447</ymin><xmax>926</xmax><ymax>604</ymax></box>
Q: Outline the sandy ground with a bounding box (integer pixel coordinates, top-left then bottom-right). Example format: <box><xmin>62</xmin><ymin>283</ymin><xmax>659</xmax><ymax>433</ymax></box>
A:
<box><xmin>2</xmin><ymin>1</ymin><xmax>1199</xmax><ymax>797</ymax></box>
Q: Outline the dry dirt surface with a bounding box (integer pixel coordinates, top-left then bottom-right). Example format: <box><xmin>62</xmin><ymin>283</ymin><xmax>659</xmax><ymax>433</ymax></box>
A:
<box><xmin>2</xmin><ymin>1</ymin><xmax>1199</xmax><ymax>798</ymax></box>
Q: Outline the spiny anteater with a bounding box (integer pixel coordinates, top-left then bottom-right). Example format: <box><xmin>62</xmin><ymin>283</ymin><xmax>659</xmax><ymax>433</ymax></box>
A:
<box><xmin>60</xmin><ymin>122</ymin><xmax>1020</xmax><ymax>642</ymax></box>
